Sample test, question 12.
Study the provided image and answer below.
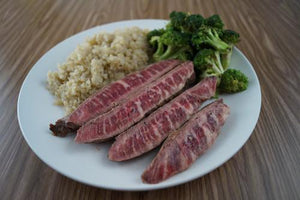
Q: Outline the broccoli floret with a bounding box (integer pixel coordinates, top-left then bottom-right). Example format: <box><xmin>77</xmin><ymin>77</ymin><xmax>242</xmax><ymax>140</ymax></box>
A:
<box><xmin>184</xmin><ymin>14</ymin><xmax>205</xmax><ymax>32</ymax></box>
<box><xmin>149</xmin><ymin>29</ymin><xmax>193</xmax><ymax>61</ymax></box>
<box><xmin>160</xmin><ymin>30</ymin><xmax>190</xmax><ymax>46</ymax></box>
<box><xmin>169</xmin><ymin>11</ymin><xmax>188</xmax><ymax>31</ymax></box>
<box><xmin>147</xmin><ymin>29</ymin><xmax>166</xmax><ymax>59</ymax></box>
<box><xmin>150</xmin><ymin>36</ymin><xmax>165</xmax><ymax>59</ymax></box>
<box><xmin>219</xmin><ymin>69</ymin><xmax>248</xmax><ymax>93</ymax></box>
<box><xmin>193</xmin><ymin>49</ymin><xmax>214</xmax><ymax>71</ymax></box>
<box><xmin>193</xmin><ymin>50</ymin><xmax>249</xmax><ymax>92</ymax></box>
<box><xmin>169</xmin><ymin>46</ymin><xmax>193</xmax><ymax>61</ymax></box>
<box><xmin>192</xmin><ymin>26</ymin><xmax>230</xmax><ymax>52</ymax></box>
<box><xmin>168</xmin><ymin>11</ymin><xmax>205</xmax><ymax>33</ymax></box>
<box><xmin>193</xmin><ymin>49</ymin><xmax>225</xmax><ymax>79</ymax></box>
<box><xmin>147</xmin><ymin>29</ymin><xmax>165</xmax><ymax>43</ymax></box>
<box><xmin>204</xmin><ymin>14</ymin><xmax>224</xmax><ymax>29</ymax></box>
<box><xmin>219</xmin><ymin>30</ymin><xmax>240</xmax><ymax>69</ymax></box>
<box><xmin>169</xmin><ymin>12</ymin><xmax>223</xmax><ymax>32</ymax></box>
<box><xmin>151</xmin><ymin>29</ymin><xmax>191</xmax><ymax>61</ymax></box>
<box><xmin>221</xmin><ymin>29</ymin><xmax>240</xmax><ymax>44</ymax></box>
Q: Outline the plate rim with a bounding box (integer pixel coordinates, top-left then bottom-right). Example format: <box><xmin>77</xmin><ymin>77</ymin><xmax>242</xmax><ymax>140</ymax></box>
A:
<box><xmin>17</xmin><ymin>19</ymin><xmax>261</xmax><ymax>191</ymax></box>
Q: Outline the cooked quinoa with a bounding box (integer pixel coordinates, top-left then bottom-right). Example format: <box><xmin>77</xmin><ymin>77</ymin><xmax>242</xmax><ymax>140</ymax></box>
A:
<box><xmin>47</xmin><ymin>27</ymin><xmax>150</xmax><ymax>114</ymax></box>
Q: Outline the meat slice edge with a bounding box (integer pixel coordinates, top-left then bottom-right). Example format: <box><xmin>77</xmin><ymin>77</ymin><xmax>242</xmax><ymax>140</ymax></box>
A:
<box><xmin>141</xmin><ymin>99</ymin><xmax>230</xmax><ymax>184</ymax></box>
<box><xmin>49</xmin><ymin>60</ymin><xmax>182</xmax><ymax>137</ymax></box>
<box><xmin>108</xmin><ymin>76</ymin><xmax>217</xmax><ymax>161</ymax></box>
<box><xmin>75</xmin><ymin>61</ymin><xmax>195</xmax><ymax>143</ymax></box>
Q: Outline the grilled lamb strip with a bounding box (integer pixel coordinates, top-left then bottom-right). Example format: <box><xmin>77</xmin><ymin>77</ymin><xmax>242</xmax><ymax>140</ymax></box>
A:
<box><xmin>75</xmin><ymin>61</ymin><xmax>195</xmax><ymax>143</ymax></box>
<box><xmin>108</xmin><ymin>76</ymin><xmax>217</xmax><ymax>161</ymax></box>
<box><xmin>49</xmin><ymin>60</ymin><xmax>182</xmax><ymax>136</ymax></box>
<box><xmin>141</xmin><ymin>99</ymin><xmax>230</xmax><ymax>184</ymax></box>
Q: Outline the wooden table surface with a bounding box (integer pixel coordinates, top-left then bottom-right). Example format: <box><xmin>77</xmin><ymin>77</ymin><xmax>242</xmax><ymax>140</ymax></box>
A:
<box><xmin>0</xmin><ymin>0</ymin><xmax>299</xmax><ymax>199</ymax></box>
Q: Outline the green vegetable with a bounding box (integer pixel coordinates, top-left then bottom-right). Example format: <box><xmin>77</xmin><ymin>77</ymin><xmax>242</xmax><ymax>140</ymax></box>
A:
<box><xmin>204</xmin><ymin>14</ymin><xmax>224</xmax><ymax>29</ymax></box>
<box><xmin>221</xmin><ymin>29</ymin><xmax>240</xmax><ymax>44</ymax></box>
<box><xmin>219</xmin><ymin>30</ymin><xmax>240</xmax><ymax>68</ymax></box>
<box><xmin>169</xmin><ymin>11</ymin><xmax>187</xmax><ymax>31</ymax></box>
<box><xmin>192</xmin><ymin>26</ymin><xmax>230</xmax><ymax>52</ymax></box>
<box><xmin>149</xmin><ymin>29</ymin><xmax>192</xmax><ymax>61</ymax></box>
<box><xmin>149</xmin><ymin>36</ymin><xmax>164</xmax><ymax>58</ymax></box>
<box><xmin>219</xmin><ymin>69</ymin><xmax>249</xmax><ymax>93</ymax></box>
<box><xmin>185</xmin><ymin>14</ymin><xmax>205</xmax><ymax>32</ymax></box>
<box><xmin>193</xmin><ymin>49</ymin><xmax>225</xmax><ymax>80</ymax></box>
<box><xmin>147</xmin><ymin>11</ymin><xmax>248</xmax><ymax>94</ymax></box>
<box><xmin>147</xmin><ymin>29</ymin><xmax>165</xmax><ymax>43</ymax></box>
<box><xmin>167</xmin><ymin>46</ymin><xmax>193</xmax><ymax>61</ymax></box>
<box><xmin>168</xmin><ymin>11</ymin><xmax>205</xmax><ymax>33</ymax></box>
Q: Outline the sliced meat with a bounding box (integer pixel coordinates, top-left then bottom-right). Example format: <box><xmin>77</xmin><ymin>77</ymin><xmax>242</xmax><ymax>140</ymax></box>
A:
<box><xmin>75</xmin><ymin>61</ymin><xmax>195</xmax><ymax>143</ymax></box>
<box><xmin>49</xmin><ymin>60</ymin><xmax>182</xmax><ymax>136</ymax></box>
<box><xmin>141</xmin><ymin>99</ymin><xmax>230</xmax><ymax>184</ymax></box>
<box><xmin>108</xmin><ymin>77</ymin><xmax>217</xmax><ymax>161</ymax></box>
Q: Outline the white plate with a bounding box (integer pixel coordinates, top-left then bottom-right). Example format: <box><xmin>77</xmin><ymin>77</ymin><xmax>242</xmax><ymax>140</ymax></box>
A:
<box><xmin>17</xmin><ymin>19</ymin><xmax>261</xmax><ymax>191</ymax></box>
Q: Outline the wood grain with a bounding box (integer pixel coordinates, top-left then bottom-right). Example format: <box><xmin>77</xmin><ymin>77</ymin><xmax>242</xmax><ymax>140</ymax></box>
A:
<box><xmin>0</xmin><ymin>0</ymin><xmax>299</xmax><ymax>199</ymax></box>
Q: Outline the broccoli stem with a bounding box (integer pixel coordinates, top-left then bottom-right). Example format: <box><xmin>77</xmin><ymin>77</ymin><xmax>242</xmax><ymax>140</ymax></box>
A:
<box><xmin>157</xmin><ymin>45</ymin><xmax>175</xmax><ymax>60</ymax></box>
<box><xmin>207</xmin><ymin>51</ymin><xmax>224</xmax><ymax>75</ymax></box>
<box><xmin>215</xmin><ymin>51</ymin><xmax>224</xmax><ymax>73</ymax></box>
<box><xmin>207</xmin><ymin>29</ymin><xmax>229</xmax><ymax>52</ymax></box>
<box><xmin>221</xmin><ymin>47</ymin><xmax>233</xmax><ymax>69</ymax></box>
<box><xmin>151</xmin><ymin>37</ymin><xmax>165</xmax><ymax>60</ymax></box>
<box><xmin>169</xmin><ymin>46</ymin><xmax>191</xmax><ymax>60</ymax></box>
